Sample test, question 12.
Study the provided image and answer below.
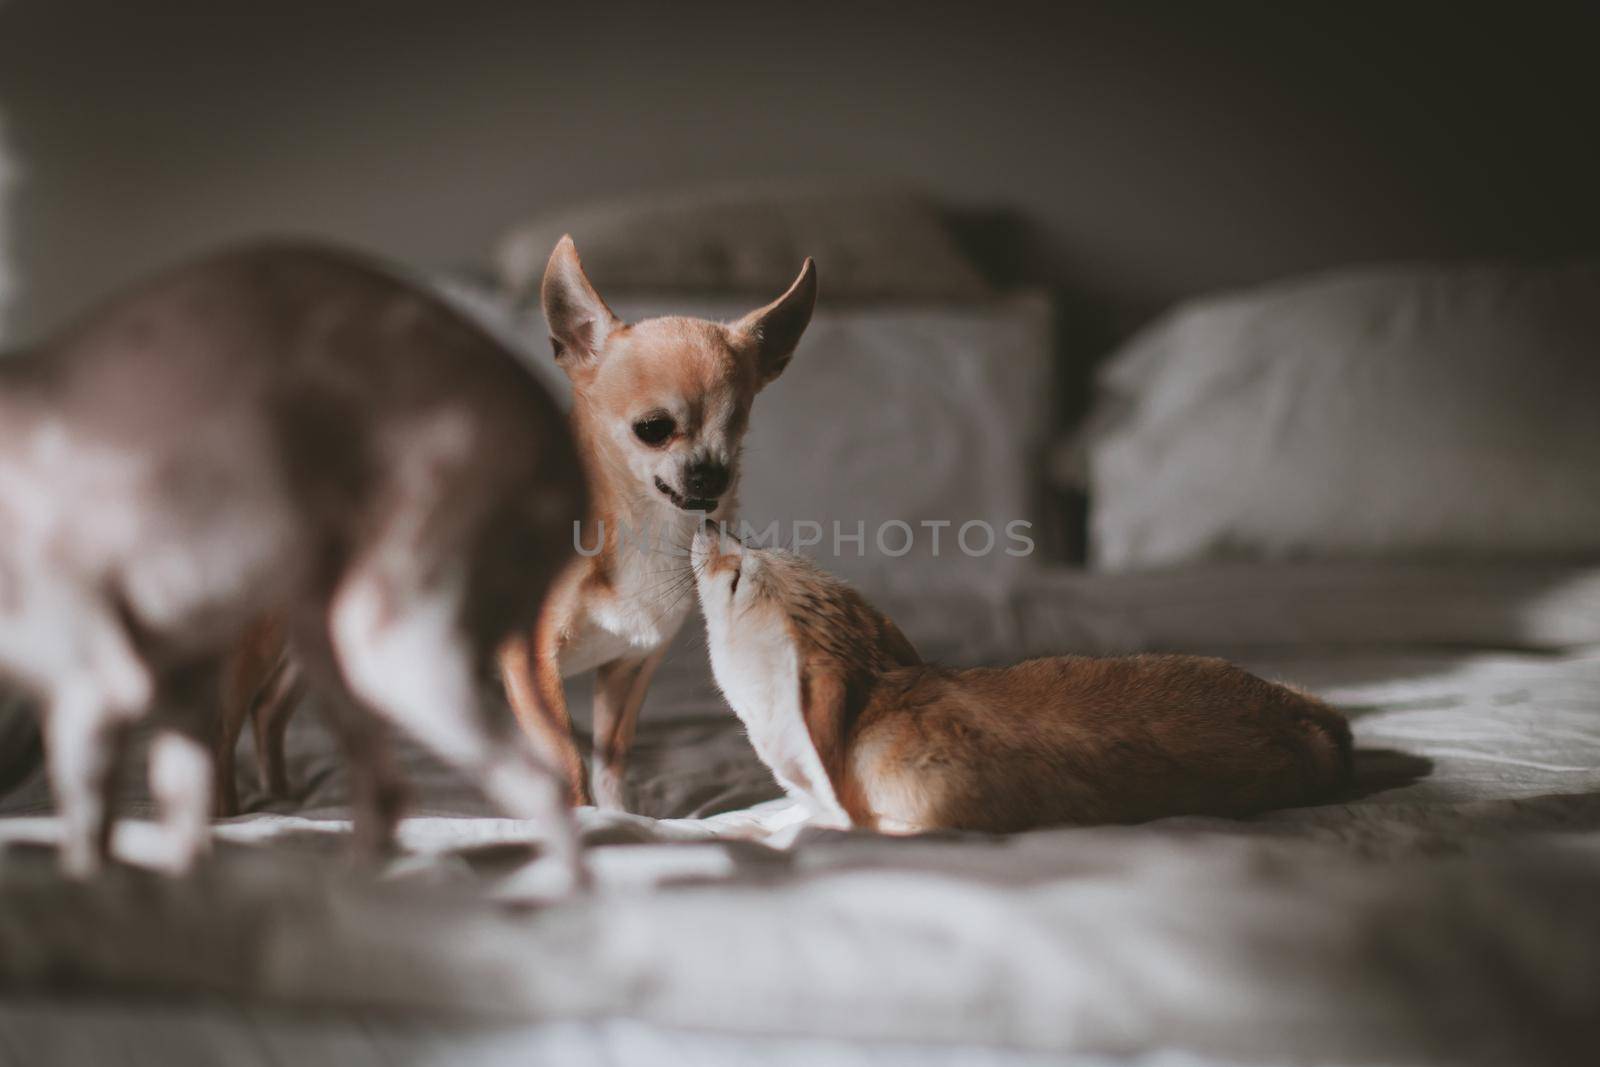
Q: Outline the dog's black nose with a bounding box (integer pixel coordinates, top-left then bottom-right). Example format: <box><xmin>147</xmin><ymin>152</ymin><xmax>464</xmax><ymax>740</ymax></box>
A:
<box><xmin>684</xmin><ymin>461</ymin><xmax>731</xmax><ymax>499</ymax></box>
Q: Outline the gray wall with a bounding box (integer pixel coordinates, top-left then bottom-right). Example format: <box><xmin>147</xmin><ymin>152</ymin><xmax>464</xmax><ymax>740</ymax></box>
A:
<box><xmin>2</xmin><ymin>1</ymin><xmax>1597</xmax><ymax>342</ymax></box>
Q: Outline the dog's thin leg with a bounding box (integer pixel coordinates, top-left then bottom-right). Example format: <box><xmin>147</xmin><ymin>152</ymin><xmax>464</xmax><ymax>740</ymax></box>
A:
<box><xmin>215</xmin><ymin>666</ymin><xmax>250</xmax><ymax>818</ymax></box>
<box><xmin>150</xmin><ymin>727</ymin><xmax>213</xmax><ymax>873</ymax></box>
<box><xmin>499</xmin><ymin>614</ymin><xmax>586</xmax><ymax>805</ymax></box>
<box><xmin>290</xmin><ymin>618</ymin><xmax>405</xmax><ymax>859</ymax></box>
<box><xmin>46</xmin><ymin>694</ymin><xmax>132</xmax><ymax>878</ymax></box>
<box><xmin>335</xmin><ymin>575</ymin><xmax>587</xmax><ymax>894</ymax></box>
<box><xmin>325</xmin><ymin>706</ymin><xmax>405</xmax><ymax>861</ymax></box>
<box><xmin>253</xmin><ymin>657</ymin><xmax>303</xmax><ymax>800</ymax></box>
<box><xmin>42</xmin><ymin>612</ymin><xmax>149</xmax><ymax>878</ymax></box>
<box><xmin>590</xmin><ymin>648</ymin><xmax>666</xmax><ymax>812</ymax></box>
<box><xmin>217</xmin><ymin>619</ymin><xmax>289</xmax><ymax>815</ymax></box>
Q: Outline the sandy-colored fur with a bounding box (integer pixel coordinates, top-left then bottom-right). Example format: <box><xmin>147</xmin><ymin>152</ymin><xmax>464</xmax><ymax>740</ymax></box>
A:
<box><xmin>695</xmin><ymin>536</ymin><xmax>1352</xmax><ymax>835</ymax></box>
<box><xmin>846</xmin><ymin>654</ymin><xmax>1351</xmax><ymax>832</ymax></box>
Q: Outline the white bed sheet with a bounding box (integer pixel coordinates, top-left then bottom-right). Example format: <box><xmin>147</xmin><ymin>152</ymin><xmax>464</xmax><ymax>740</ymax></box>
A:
<box><xmin>3</xmin><ymin>562</ymin><xmax>1600</xmax><ymax>1067</ymax></box>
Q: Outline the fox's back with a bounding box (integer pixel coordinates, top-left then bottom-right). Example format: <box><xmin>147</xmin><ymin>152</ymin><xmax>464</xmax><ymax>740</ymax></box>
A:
<box><xmin>848</xmin><ymin>653</ymin><xmax>1352</xmax><ymax>833</ymax></box>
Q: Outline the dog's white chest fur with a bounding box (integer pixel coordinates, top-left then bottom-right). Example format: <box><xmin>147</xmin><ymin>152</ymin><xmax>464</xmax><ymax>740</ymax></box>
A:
<box><xmin>561</xmin><ymin>508</ymin><xmax>699</xmax><ymax>675</ymax></box>
<box><xmin>705</xmin><ymin>605</ymin><xmax>850</xmax><ymax>825</ymax></box>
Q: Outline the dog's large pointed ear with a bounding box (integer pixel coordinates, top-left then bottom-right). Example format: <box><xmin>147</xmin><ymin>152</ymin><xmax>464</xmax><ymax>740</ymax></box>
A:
<box><xmin>731</xmin><ymin>258</ymin><xmax>817</xmax><ymax>388</ymax></box>
<box><xmin>541</xmin><ymin>235</ymin><xmax>621</xmax><ymax>377</ymax></box>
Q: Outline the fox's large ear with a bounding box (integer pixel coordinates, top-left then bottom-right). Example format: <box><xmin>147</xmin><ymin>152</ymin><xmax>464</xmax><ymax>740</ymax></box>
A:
<box><xmin>732</xmin><ymin>258</ymin><xmax>817</xmax><ymax>388</ymax></box>
<box><xmin>541</xmin><ymin>235</ymin><xmax>621</xmax><ymax>377</ymax></box>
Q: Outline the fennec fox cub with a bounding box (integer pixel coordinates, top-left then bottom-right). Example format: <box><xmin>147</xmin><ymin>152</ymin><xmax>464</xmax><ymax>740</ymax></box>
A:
<box><xmin>692</xmin><ymin>532</ymin><xmax>1351</xmax><ymax>833</ymax></box>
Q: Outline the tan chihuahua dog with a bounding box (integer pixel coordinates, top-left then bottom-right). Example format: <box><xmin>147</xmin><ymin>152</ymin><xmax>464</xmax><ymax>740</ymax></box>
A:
<box><xmin>0</xmin><ymin>243</ymin><xmax>587</xmax><ymax>884</ymax></box>
<box><xmin>693</xmin><ymin>532</ymin><xmax>1352</xmax><ymax>833</ymax></box>
<box><xmin>230</xmin><ymin>237</ymin><xmax>818</xmax><ymax>812</ymax></box>
<box><xmin>495</xmin><ymin>236</ymin><xmax>816</xmax><ymax>809</ymax></box>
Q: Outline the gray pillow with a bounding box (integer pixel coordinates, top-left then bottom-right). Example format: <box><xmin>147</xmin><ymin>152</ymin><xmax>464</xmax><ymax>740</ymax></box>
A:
<box><xmin>1072</xmin><ymin>261</ymin><xmax>1600</xmax><ymax>570</ymax></box>
<box><xmin>433</xmin><ymin>276</ymin><xmax>1055</xmax><ymax>596</ymax></box>
<box><xmin>495</xmin><ymin>181</ymin><xmax>991</xmax><ymax>303</ymax></box>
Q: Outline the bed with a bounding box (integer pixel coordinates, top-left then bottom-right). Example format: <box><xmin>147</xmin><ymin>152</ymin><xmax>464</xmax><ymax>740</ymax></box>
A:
<box><xmin>3</xmin><ymin>562</ymin><xmax>1599</xmax><ymax>1066</ymax></box>
<box><xmin>2</xmin><ymin>195</ymin><xmax>1598</xmax><ymax>1066</ymax></box>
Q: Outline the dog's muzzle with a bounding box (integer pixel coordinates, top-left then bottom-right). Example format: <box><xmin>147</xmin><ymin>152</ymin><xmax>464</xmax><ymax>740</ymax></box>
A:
<box><xmin>655</xmin><ymin>476</ymin><xmax>718</xmax><ymax>513</ymax></box>
<box><xmin>657</xmin><ymin>460</ymin><xmax>730</xmax><ymax>512</ymax></box>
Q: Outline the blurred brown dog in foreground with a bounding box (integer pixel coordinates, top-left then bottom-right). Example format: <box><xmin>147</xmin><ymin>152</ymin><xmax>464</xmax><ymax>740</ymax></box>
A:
<box><xmin>694</xmin><ymin>532</ymin><xmax>1351</xmax><ymax>833</ymax></box>
<box><xmin>0</xmin><ymin>243</ymin><xmax>587</xmax><ymax>887</ymax></box>
<box><xmin>232</xmin><ymin>236</ymin><xmax>818</xmax><ymax>812</ymax></box>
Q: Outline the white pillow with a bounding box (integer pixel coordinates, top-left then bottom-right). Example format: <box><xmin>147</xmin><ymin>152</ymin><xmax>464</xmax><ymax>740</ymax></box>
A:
<box><xmin>622</xmin><ymin>294</ymin><xmax>1056</xmax><ymax>593</ymax></box>
<box><xmin>1074</xmin><ymin>262</ymin><xmax>1600</xmax><ymax>570</ymax></box>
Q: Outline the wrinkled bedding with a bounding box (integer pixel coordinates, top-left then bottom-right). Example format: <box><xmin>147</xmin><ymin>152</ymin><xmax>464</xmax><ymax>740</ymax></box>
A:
<box><xmin>3</xmin><ymin>563</ymin><xmax>1600</xmax><ymax>1066</ymax></box>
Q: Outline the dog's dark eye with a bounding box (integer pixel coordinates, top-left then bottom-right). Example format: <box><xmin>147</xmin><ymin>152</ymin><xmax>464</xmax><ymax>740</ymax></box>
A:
<box><xmin>729</xmin><ymin>568</ymin><xmax>741</xmax><ymax>596</ymax></box>
<box><xmin>633</xmin><ymin>414</ymin><xmax>675</xmax><ymax>446</ymax></box>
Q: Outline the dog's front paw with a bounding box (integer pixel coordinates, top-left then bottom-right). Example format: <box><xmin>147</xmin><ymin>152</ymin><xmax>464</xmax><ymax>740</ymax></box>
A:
<box><xmin>588</xmin><ymin>766</ymin><xmax>627</xmax><ymax>813</ymax></box>
<box><xmin>58</xmin><ymin>836</ymin><xmax>105</xmax><ymax>881</ymax></box>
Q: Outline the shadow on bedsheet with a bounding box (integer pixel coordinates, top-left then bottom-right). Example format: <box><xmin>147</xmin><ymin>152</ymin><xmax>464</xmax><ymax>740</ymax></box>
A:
<box><xmin>1223</xmin><ymin>642</ymin><xmax>1594</xmax><ymax>697</ymax></box>
<box><xmin>0</xmin><ymin>689</ymin><xmax>42</xmax><ymax>809</ymax></box>
<box><xmin>1348</xmin><ymin>747</ymin><xmax>1434</xmax><ymax>800</ymax></box>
